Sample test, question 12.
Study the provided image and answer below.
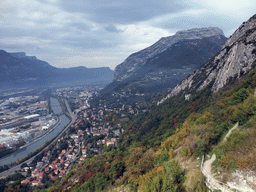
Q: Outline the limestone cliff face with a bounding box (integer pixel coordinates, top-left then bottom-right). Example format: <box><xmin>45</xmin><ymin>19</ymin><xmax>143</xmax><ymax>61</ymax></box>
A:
<box><xmin>158</xmin><ymin>14</ymin><xmax>256</xmax><ymax>104</ymax></box>
<box><xmin>114</xmin><ymin>27</ymin><xmax>225</xmax><ymax>81</ymax></box>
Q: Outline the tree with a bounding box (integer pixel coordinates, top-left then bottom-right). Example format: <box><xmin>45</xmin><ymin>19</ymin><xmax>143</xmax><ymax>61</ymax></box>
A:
<box><xmin>108</xmin><ymin>161</ymin><xmax>125</xmax><ymax>181</ymax></box>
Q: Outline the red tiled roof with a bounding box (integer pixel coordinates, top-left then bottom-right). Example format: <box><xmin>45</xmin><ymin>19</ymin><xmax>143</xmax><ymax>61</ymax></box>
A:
<box><xmin>21</xmin><ymin>180</ymin><xmax>30</xmax><ymax>184</ymax></box>
<box><xmin>51</xmin><ymin>176</ymin><xmax>57</xmax><ymax>181</ymax></box>
<box><xmin>32</xmin><ymin>170</ymin><xmax>39</xmax><ymax>177</ymax></box>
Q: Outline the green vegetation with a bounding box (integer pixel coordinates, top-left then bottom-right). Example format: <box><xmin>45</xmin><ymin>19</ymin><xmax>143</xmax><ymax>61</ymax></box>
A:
<box><xmin>140</xmin><ymin>161</ymin><xmax>185</xmax><ymax>192</ymax></box>
<box><xmin>0</xmin><ymin>171</ymin><xmax>28</xmax><ymax>192</ymax></box>
<box><xmin>42</xmin><ymin>65</ymin><xmax>256</xmax><ymax>192</ymax></box>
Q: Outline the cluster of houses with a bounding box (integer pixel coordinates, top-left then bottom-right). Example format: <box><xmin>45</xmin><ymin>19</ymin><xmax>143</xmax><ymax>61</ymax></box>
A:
<box><xmin>20</xmin><ymin>133</ymin><xmax>81</xmax><ymax>186</ymax></box>
<box><xmin>19</xmin><ymin>103</ymin><xmax>118</xmax><ymax>187</ymax></box>
<box><xmin>18</xmin><ymin>89</ymin><xmax>145</xmax><ymax>187</ymax></box>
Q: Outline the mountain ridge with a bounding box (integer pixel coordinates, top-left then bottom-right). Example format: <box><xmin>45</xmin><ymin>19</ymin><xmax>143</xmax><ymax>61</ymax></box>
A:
<box><xmin>114</xmin><ymin>27</ymin><xmax>226</xmax><ymax>82</ymax></box>
<box><xmin>158</xmin><ymin>14</ymin><xmax>256</xmax><ymax>104</ymax></box>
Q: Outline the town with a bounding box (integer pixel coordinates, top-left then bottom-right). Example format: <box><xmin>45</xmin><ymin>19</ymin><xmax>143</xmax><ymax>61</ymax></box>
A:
<box><xmin>0</xmin><ymin>85</ymin><xmax>152</xmax><ymax>189</ymax></box>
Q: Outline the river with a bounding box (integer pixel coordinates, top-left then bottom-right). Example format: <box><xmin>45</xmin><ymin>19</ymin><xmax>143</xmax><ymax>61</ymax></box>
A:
<box><xmin>0</xmin><ymin>98</ymin><xmax>70</xmax><ymax>166</ymax></box>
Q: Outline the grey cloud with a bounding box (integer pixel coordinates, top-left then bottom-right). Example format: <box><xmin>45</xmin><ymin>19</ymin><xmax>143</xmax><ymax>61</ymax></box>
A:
<box><xmin>59</xmin><ymin>0</ymin><xmax>187</xmax><ymax>24</ymax></box>
<box><xmin>67</xmin><ymin>22</ymin><xmax>91</xmax><ymax>32</ymax></box>
<box><xmin>0</xmin><ymin>26</ymin><xmax>61</xmax><ymax>41</ymax></box>
<box><xmin>0</xmin><ymin>24</ymin><xmax>120</xmax><ymax>51</ymax></box>
<box><xmin>104</xmin><ymin>25</ymin><xmax>123</xmax><ymax>33</ymax></box>
<box><xmin>58</xmin><ymin>34</ymin><xmax>121</xmax><ymax>49</ymax></box>
<box><xmin>152</xmin><ymin>14</ymin><xmax>239</xmax><ymax>36</ymax></box>
<box><xmin>0</xmin><ymin>42</ymin><xmax>43</xmax><ymax>53</ymax></box>
<box><xmin>0</xmin><ymin>27</ymin><xmax>28</xmax><ymax>39</ymax></box>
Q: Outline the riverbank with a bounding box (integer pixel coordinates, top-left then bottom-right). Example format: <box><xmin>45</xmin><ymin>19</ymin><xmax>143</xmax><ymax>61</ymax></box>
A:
<box><xmin>0</xmin><ymin>97</ymin><xmax>76</xmax><ymax>179</ymax></box>
<box><xmin>0</xmin><ymin>98</ymin><xmax>70</xmax><ymax>167</ymax></box>
<box><xmin>20</xmin><ymin>116</ymin><xmax>61</xmax><ymax>150</ymax></box>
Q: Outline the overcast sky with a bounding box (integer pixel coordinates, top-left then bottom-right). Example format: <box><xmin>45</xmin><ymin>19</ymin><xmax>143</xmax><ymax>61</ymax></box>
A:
<box><xmin>0</xmin><ymin>0</ymin><xmax>255</xmax><ymax>70</ymax></box>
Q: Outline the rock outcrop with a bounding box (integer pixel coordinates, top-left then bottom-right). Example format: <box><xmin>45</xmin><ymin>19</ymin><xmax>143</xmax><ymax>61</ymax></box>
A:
<box><xmin>158</xmin><ymin>14</ymin><xmax>256</xmax><ymax>104</ymax></box>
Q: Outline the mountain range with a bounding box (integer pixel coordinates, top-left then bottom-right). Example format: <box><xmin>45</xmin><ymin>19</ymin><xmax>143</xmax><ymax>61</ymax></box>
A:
<box><xmin>102</xmin><ymin>27</ymin><xmax>227</xmax><ymax>95</ymax></box>
<box><xmin>0</xmin><ymin>50</ymin><xmax>114</xmax><ymax>89</ymax></box>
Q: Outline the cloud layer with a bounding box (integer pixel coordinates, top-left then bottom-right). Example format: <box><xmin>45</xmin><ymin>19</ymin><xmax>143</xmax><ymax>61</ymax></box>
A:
<box><xmin>0</xmin><ymin>0</ymin><xmax>255</xmax><ymax>69</ymax></box>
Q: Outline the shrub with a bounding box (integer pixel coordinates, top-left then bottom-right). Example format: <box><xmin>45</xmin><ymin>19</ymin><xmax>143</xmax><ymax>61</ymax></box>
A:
<box><xmin>139</xmin><ymin>161</ymin><xmax>185</xmax><ymax>192</ymax></box>
<box><xmin>108</xmin><ymin>161</ymin><xmax>125</xmax><ymax>181</ymax></box>
<box><xmin>228</xmin><ymin>88</ymin><xmax>249</xmax><ymax>105</ymax></box>
<box><xmin>154</xmin><ymin>150</ymin><xmax>169</xmax><ymax>165</ymax></box>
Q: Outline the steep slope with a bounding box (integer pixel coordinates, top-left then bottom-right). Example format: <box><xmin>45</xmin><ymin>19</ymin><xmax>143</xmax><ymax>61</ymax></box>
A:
<box><xmin>159</xmin><ymin>14</ymin><xmax>256</xmax><ymax>104</ymax></box>
<box><xmin>0</xmin><ymin>50</ymin><xmax>114</xmax><ymax>88</ymax></box>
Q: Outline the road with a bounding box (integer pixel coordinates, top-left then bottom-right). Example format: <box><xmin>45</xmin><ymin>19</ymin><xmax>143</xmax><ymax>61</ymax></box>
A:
<box><xmin>68</xmin><ymin>142</ymin><xmax>81</xmax><ymax>171</ymax></box>
<box><xmin>0</xmin><ymin>99</ymin><xmax>77</xmax><ymax>179</ymax></box>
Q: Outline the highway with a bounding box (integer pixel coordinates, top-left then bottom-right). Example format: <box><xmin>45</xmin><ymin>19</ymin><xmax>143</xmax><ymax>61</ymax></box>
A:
<box><xmin>0</xmin><ymin>99</ymin><xmax>77</xmax><ymax>179</ymax></box>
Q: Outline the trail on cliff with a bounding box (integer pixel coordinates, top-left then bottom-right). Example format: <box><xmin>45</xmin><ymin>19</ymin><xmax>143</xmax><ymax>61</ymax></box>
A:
<box><xmin>202</xmin><ymin>123</ymin><xmax>238</xmax><ymax>192</ymax></box>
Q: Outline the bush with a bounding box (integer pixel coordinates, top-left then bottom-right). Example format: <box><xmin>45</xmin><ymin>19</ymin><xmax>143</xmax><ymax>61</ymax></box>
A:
<box><xmin>74</xmin><ymin>173</ymin><xmax>108</xmax><ymax>192</ymax></box>
<box><xmin>139</xmin><ymin>161</ymin><xmax>184</xmax><ymax>192</ymax></box>
<box><xmin>228</xmin><ymin>88</ymin><xmax>249</xmax><ymax>105</ymax></box>
<box><xmin>108</xmin><ymin>161</ymin><xmax>125</xmax><ymax>182</ymax></box>
<box><xmin>154</xmin><ymin>150</ymin><xmax>169</xmax><ymax>165</ymax></box>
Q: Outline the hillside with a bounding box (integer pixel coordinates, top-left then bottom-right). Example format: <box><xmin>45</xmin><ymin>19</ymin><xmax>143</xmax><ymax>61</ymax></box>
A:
<box><xmin>42</xmin><ymin>63</ymin><xmax>256</xmax><ymax>192</ymax></box>
<box><xmin>0</xmin><ymin>50</ymin><xmax>114</xmax><ymax>89</ymax></box>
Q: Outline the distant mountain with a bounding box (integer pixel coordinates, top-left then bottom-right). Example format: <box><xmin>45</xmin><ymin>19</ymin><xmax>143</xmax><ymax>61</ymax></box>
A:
<box><xmin>114</xmin><ymin>27</ymin><xmax>226</xmax><ymax>81</ymax></box>
<box><xmin>101</xmin><ymin>27</ymin><xmax>227</xmax><ymax>95</ymax></box>
<box><xmin>0</xmin><ymin>50</ymin><xmax>114</xmax><ymax>88</ymax></box>
<box><xmin>159</xmin><ymin>14</ymin><xmax>256</xmax><ymax>104</ymax></box>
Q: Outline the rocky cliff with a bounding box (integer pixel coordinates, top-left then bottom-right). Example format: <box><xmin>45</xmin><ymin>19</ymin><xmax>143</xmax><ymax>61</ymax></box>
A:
<box><xmin>158</xmin><ymin>14</ymin><xmax>256</xmax><ymax>104</ymax></box>
<box><xmin>114</xmin><ymin>27</ymin><xmax>225</xmax><ymax>81</ymax></box>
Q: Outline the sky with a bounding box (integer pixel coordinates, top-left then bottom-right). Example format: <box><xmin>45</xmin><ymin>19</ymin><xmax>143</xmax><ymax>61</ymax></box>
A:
<box><xmin>0</xmin><ymin>0</ymin><xmax>255</xmax><ymax>70</ymax></box>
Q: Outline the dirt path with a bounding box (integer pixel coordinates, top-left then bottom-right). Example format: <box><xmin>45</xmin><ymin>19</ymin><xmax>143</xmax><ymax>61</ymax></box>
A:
<box><xmin>204</xmin><ymin>154</ymin><xmax>216</xmax><ymax>175</ymax></box>
<box><xmin>223</xmin><ymin>122</ymin><xmax>238</xmax><ymax>143</ymax></box>
<box><xmin>202</xmin><ymin>154</ymin><xmax>232</xmax><ymax>192</ymax></box>
<box><xmin>201</xmin><ymin>123</ymin><xmax>240</xmax><ymax>192</ymax></box>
